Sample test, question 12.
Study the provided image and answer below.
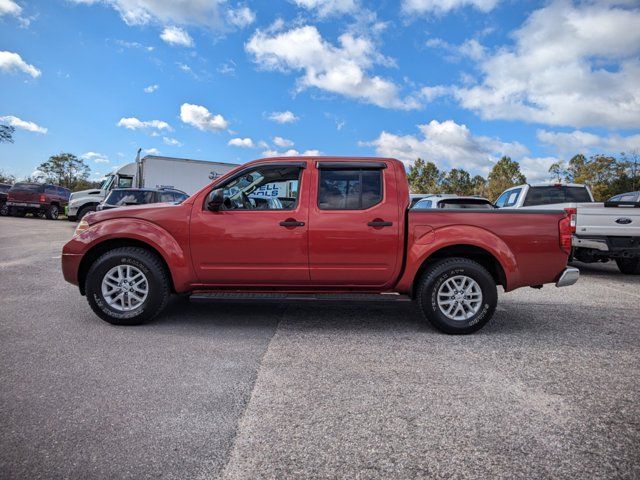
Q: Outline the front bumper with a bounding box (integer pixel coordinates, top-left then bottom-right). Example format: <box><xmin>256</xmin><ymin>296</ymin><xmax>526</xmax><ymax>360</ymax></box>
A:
<box><xmin>67</xmin><ymin>204</ymin><xmax>79</xmax><ymax>216</ymax></box>
<box><xmin>556</xmin><ymin>267</ymin><xmax>580</xmax><ymax>287</ymax></box>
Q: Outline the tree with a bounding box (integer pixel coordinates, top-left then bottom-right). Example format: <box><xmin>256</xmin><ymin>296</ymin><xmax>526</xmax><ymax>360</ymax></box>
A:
<box><xmin>486</xmin><ymin>156</ymin><xmax>526</xmax><ymax>201</ymax></box>
<box><xmin>37</xmin><ymin>153</ymin><xmax>91</xmax><ymax>190</ymax></box>
<box><xmin>0</xmin><ymin>124</ymin><xmax>15</xmax><ymax>143</ymax></box>
<box><xmin>565</xmin><ymin>154</ymin><xmax>588</xmax><ymax>184</ymax></box>
<box><xmin>566</xmin><ymin>153</ymin><xmax>628</xmax><ymax>201</ymax></box>
<box><xmin>0</xmin><ymin>169</ymin><xmax>15</xmax><ymax>184</ymax></box>
<box><xmin>471</xmin><ymin>175</ymin><xmax>487</xmax><ymax>197</ymax></box>
<box><xmin>441</xmin><ymin>168</ymin><xmax>474</xmax><ymax>195</ymax></box>
<box><xmin>548</xmin><ymin>161</ymin><xmax>566</xmax><ymax>182</ymax></box>
<box><xmin>407</xmin><ymin>158</ymin><xmax>443</xmax><ymax>194</ymax></box>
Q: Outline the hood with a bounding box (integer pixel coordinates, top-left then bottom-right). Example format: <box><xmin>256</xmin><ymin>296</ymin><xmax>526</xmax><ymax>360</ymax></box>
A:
<box><xmin>70</xmin><ymin>189</ymin><xmax>104</xmax><ymax>200</ymax></box>
<box><xmin>84</xmin><ymin>201</ymin><xmax>183</xmax><ymax>224</ymax></box>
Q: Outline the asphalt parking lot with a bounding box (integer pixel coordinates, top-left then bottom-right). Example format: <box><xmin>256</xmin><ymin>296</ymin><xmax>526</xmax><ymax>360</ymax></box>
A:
<box><xmin>1</xmin><ymin>216</ymin><xmax>639</xmax><ymax>479</ymax></box>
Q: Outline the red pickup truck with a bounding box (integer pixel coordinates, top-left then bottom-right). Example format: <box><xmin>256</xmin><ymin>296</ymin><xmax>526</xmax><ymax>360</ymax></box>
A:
<box><xmin>62</xmin><ymin>157</ymin><xmax>578</xmax><ymax>334</ymax></box>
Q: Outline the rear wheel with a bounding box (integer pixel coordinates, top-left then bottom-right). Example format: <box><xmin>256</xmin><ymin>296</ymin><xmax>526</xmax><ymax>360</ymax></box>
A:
<box><xmin>615</xmin><ymin>257</ymin><xmax>640</xmax><ymax>275</ymax></box>
<box><xmin>85</xmin><ymin>247</ymin><xmax>170</xmax><ymax>325</ymax></box>
<box><xmin>417</xmin><ymin>257</ymin><xmax>497</xmax><ymax>334</ymax></box>
<box><xmin>46</xmin><ymin>204</ymin><xmax>59</xmax><ymax>220</ymax></box>
<box><xmin>0</xmin><ymin>203</ymin><xmax>8</xmax><ymax>216</ymax></box>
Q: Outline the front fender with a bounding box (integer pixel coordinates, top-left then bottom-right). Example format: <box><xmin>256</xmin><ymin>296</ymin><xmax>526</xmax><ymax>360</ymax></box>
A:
<box><xmin>63</xmin><ymin>218</ymin><xmax>192</xmax><ymax>292</ymax></box>
<box><xmin>396</xmin><ymin>224</ymin><xmax>520</xmax><ymax>293</ymax></box>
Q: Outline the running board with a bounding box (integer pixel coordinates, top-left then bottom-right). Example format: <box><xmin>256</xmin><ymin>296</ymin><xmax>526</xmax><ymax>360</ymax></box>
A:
<box><xmin>189</xmin><ymin>292</ymin><xmax>411</xmax><ymax>303</ymax></box>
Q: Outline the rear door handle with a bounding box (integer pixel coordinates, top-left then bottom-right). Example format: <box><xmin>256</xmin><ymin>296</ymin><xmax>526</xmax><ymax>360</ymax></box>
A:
<box><xmin>367</xmin><ymin>220</ymin><xmax>393</xmax><ymax>227</ymax></box>
<box><xmin>279</xmin><ymin>218</ymin><xmax>305</xmax><ymax>227</ymax></box>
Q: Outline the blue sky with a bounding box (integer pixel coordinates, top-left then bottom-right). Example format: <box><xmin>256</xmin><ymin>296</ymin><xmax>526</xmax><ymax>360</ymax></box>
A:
<box><xmin>1</xmin><ymin>0</ymin><xmax>639</xmax><ymax>182</ymax></box>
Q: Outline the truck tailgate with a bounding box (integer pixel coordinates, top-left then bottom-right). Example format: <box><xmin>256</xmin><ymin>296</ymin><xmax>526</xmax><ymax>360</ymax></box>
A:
<box><xmin>576</xmin><ymin>203</ymin><xmax>640</xmax><ymax>237</ymax></box>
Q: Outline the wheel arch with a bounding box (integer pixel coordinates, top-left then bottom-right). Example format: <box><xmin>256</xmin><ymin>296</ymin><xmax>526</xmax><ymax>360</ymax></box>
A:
<box><xmin>77</xmin><ymin>239</ymin><xmax>174</xmax><ymax>295</ymax></box>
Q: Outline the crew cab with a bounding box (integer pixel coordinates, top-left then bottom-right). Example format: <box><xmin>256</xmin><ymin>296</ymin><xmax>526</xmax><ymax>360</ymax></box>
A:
<box><xmin>62</xmin><ymin>157</ymin><xmax>578</xmax><ymax>334</ymax></box>
<box><xmin>7</xmin><ymin>182</ymin><xmax>70</xmax><ymax>219</ymax></box>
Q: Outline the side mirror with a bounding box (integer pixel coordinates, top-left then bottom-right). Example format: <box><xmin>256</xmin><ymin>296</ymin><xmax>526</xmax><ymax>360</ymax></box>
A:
<box><xmin>207</xmin><ymin>189</ymin><xmax>224</xmax><ymax>212</ymax></box>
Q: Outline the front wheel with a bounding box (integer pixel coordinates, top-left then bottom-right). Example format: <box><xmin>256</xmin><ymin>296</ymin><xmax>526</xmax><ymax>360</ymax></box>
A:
<box><xmin>417</xmin><ymin>257</ymin><xmax>497</xmax><ymax>334</ymax></box>
<box><xmin>616</xmin><ymin>257</ymin><xmax>640</xmax><ymax>275</ymax></box>
<box><xmin>85</xmin><ymin>247</ymin><xmax>170</xmax><ymax>325</ymax></box>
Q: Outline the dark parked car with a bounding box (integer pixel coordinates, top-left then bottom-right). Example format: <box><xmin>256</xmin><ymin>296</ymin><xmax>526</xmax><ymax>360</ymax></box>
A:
<box><xmin>7</xmin><ymin>183</ymin><xmax>70</xmax><ymax>219</ymax></box>
<box><xmin>97</xmin><ymin>188</ymin><xmax>189</xmax><ymax>211</ymax></box>
<box><xmin>0</xmin><ymin>183</ymin><xmax>12</xmax><ymax>216</ymax></box>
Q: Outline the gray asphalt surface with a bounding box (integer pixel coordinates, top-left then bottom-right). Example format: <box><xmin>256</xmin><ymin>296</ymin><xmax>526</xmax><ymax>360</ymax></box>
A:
<box><xmin>1</xmin><ymin>216</ymin><xmax>639</xmax><ymax>479</ymax></box>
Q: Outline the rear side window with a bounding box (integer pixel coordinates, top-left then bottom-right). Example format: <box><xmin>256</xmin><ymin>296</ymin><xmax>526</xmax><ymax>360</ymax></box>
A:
<box><xmin>318</xmin><ymin>169</ymin><xmax>382</xmax><ymax>210</ymax></box>
<box><xmin>523</xmin><ymin>186</ymin><xmax>591</xmax><ymax>206</ymax></box>
<box><xmin>106</xmin><ymin>190</ymin><xmax>155</xmax><ymax>206</ymax></box>
<box><xmin>495</xmin><ymin>188</ymin><xmax>521</xmax><ymax>207</ymax></box>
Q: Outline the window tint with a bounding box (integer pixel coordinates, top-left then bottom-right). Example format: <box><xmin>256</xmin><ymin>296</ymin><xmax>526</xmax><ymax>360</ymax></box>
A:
<box><xmin>0</xmin><ymin>184</ymin><xmax>12</xmax><ymax>193</ymax></box>
<box><xmin>44</xmin><ymin>185</ymin><xmax>57</xmax><ymax>195</ymax></box>
<box><xmin>318</xmin><ymin>169</ymin><xmax>382</xmax><ymax>210</ymax></box>
<box><xmin>159</xmin><ymin>191</ymin><xmax>175</xmax><ymax>202</ymax></box>
<box><xmin>174</xmin><ymin>192</ymin><xmax>189</xmax><ymax>203</ymax></box>
<box><xmin>218</xmin><ymin>166</ymin><xmax>301</xmax><ymax>210</ymax></box>
<box><xmin>105</xmin><ymin>190</ymin><xmax>155</xmax><ymax>206</ymax></box>
<box><xmin>523</xmin><ymin>186</ymin><xmax>592</xmax><ymax>206</ymax></box>
<box><xmin>11</xmin><ymin>183</ymin><xmax>43</xmax><ymax>193</ymax></box>
<box><xmin>610</xmin><ymin>193</ymin><xmax>637</xmax><ymax>202</ymax></box>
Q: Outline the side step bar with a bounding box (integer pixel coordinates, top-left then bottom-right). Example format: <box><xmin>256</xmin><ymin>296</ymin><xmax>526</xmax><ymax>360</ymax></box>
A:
<box><xmin>190</xmin><ymin>292</ymin><xmax>412</xmax><ymax>303</ymax></box>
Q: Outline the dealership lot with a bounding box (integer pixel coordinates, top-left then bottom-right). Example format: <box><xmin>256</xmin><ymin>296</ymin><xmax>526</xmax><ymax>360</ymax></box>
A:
<box><xmin>1</xmin><ymin>217</ymin><xmax>639</xmax><ymax>479</ymax></box>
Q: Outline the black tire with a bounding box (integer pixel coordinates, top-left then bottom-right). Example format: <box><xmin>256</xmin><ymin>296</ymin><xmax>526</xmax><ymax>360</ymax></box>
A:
<box><xmin>615</xmin><ymin>257</ymin><xmax>640</xmax><ymax>275</ymax></box>
<box><xmin>416</xmin><ymin>257</ymin><xmax>498</xmax><ymax>334</ymax></box>
<box><xmin>77</xmin><ymin>206</ymin><xmax>96</xmax><ymax>221</ymax></box>
<box><xmin>46</xmin><ymin>204</ymin><xmax>59</xmax><ymax>220</ymax></box>
<box><xmin>0</xmin><ymin>203</ymin><xmax>8</xmax><ymax>216</ymax></box>
<box><xmin>85</xmin><ymin>247</ymin><xmax>170</xmax><ymax>325</ymax></box>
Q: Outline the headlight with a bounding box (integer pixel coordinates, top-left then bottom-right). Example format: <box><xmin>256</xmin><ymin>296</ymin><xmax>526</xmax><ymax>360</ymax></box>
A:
<box><xmin>74</xmin><ymin>219</ymin><xmax>90</xmax><ymax>237</ymax></box>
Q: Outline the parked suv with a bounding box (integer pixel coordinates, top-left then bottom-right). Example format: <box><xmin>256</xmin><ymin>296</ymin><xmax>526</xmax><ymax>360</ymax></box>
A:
<box><xmin>7</xmin><ymin>183</ymin><xmax>70</xmax><ymax>219</ymax></box>
<box><xmin>0</xmin><ymin>183</ymin><xmax>11</xmax><ymax>216</ymax></box>
<box><xmin>97</xmin><ymin>188</ymin><xmax>189</xmax><ymax>211</ymax></box>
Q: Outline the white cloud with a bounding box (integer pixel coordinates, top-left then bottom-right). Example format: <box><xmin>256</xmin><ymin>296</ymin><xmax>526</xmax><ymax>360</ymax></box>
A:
<box><xmin>144</xmin><ymin>84</ymin><xmax>158</xmax><ymax>93</ymax></box>
<box><xmin>0</xmin><ymin>115</ymin><xmax>47</xmax><ymax>134</ymax></box>
<box><xmin>262</xmin><ymin>148</ymin><xmax>320</xmax><ymax>157</ymax></box>
<box><xmin>116</xmin><ymin>117</ymin><xmax>172</xmax><ymax>132</ymax></box>
<box><xmin>68</xmin><ymin>0</ymin><xmax>223</xmax><ymax>28</ymax></box>
<box><xmin>246</xmin><ymin>25</ymin><xmax>418</xmax><ymax>110</ymax></box>
<box><xmin>518</xmin><ymin>156</ymin><xmax>561</xmax><ymax>183</ymax></box>
<box><xmin>452</xmin><ymin>1</ymin><xmax>640</xmax><ymax>128</ymax></box>
<box><xmin>0</xmin><ymin>51</ymin><xmax>41</xmax><ymax>78</ymax></box>
<box><xmin>226</xmin><ymin>6</ymin><xmax>255</xmax><ymax>27</ymax></box>
<box><xmin>81</xmin><ymin>151</ymin><xmax>109</xmax><ymax>163</ymax></box>
<box><xmin>273</xmin><ymin>136</ymin><xmax>294</xmax><ymax>148</ymax></box>
<box><xmin>180</xmin><ymin>103</ymin><xmax>228</xmax><ymax>132</ymax></box>
<box><xmin>162</xmin><ymin>136</ymin><xmax>182</xmax><ymax>146</ymax></box>
<box><xmin>228</xmin><ymin>137</ymin><xmax>255</xmax><ymax>148</ymax></box>
<box><xmin>0</xmin><ymin>0</ymin><xmax>22</xmax><ymax>17</ymax></box>
<box><xmin>362</xmin><ymin>119</ymin><xmax>528</xmax><ymax>174</ymax></box>
<box><xmin>402</xmin><ymin>0</ymin><xmax>499</xmax><ymax>15</ymax></box>
<box><xmin>268</xmin><ymin>110</ymin><xmax>299</xmax><ymax>124</ymax></box>
<box><xmin>537</xmin><ymin>129</ymin><xmax>640</xmax><ymax>158</ymax></box>
<box><xmin>291</xmin><ymin>0</ymin><xmax>357</xmax><ymax>17</ymax></box>
<box><xmin>144</xmin><ymin>148</ymin><xmax>161</xmax><ymax>155</ymax></box>
<box><xmin>160</xmin><ymin>26</ymin><xmax>194</xmax><ymax>47</ymax></box>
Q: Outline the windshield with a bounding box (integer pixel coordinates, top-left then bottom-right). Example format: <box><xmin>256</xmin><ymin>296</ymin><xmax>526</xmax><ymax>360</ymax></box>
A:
<box><xmin>100</xmin><ymin>175</ymin><xmax>114</xmax><ymax>190</ymax></box>
<box><xmin>105</xmin><ymin>190</ymin><xmax>155</xmax><ymax>206</ymax></box>
<box><xmin>10</xmin><ymin>183</ymin><xmax>43</xmax><ymax>193</ymax></box>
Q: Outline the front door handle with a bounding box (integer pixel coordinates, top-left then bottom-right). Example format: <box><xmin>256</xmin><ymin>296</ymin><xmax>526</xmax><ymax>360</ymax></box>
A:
<box><xmin>279</xmin><ymin>218</ymin><xmax>305</xmax><ymax>227</ymax></box>
<box><xmin>368</xmin><ymin>219</ymin><xmax>393</xmax><ymax>227</ymax></box>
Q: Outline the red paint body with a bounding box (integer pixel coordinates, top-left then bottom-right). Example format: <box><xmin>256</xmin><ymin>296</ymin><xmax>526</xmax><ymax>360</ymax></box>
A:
<box><xmin>62</xmin><ymin>157</ymin><xmax>570</xmax><ymax>296</ymax></box>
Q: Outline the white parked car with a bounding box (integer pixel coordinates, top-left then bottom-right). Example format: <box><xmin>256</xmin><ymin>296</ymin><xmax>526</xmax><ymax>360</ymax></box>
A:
<box><xmin>496</xmin><ymin>183</ymin><xmax>640</xmax><ymax>274</ymax></box>
<box><xmin>413</xmin><ymin>195</ymin><xmax>494</xmax><ymax>209</ymax></box>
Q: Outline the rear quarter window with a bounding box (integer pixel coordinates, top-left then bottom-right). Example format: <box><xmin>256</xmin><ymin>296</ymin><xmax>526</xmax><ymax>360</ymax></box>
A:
<box><xmin>495</xmin><ymin>188</ymin><xmax>521</xmax><ymax>207</ymax></box>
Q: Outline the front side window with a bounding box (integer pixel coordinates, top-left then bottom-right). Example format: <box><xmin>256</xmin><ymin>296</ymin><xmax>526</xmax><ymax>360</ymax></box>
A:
<box><xmin>318</xmin><ymin>169</ymin><xmax>382</xmax><ymax>210</ymax></box>
<box><xmin>117</xmin><ymin>176</ymin><xmax>134</xmax><ymax>188</ymax></box>
<box><xmin>218</xmin><ymin>166</ymin><xmax>301</xmax><ymax>210</ymax></box>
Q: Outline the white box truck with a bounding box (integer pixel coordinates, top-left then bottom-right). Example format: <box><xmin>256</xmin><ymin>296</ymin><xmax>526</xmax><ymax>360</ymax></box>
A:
<box><xmin>67</xmin><ymin>152</ymin><xmax>238</xmax><ymax>221</ymax></box>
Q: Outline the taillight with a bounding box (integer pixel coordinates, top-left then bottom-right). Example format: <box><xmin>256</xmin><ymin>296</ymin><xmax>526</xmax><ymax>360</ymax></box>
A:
<box><xmin>559</xmin><ymin>213</ymin><xmax>573</xmax><ymax>255</ymax></box>
<box><xmin>564</xmin><ymin>207</ymin><xmax>577</xmax><ymax>233</ymax></box>
<box><xmin>39</xmin><ymin>194</ymin><xmax>46</xmax><ymax>203</ymax></box>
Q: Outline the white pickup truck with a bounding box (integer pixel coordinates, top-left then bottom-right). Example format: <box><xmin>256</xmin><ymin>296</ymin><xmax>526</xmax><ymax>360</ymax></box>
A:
<box><xmin>496</xmin><ymin>183</ymin><xmax>640</xmax><ymax>274</ymax></box>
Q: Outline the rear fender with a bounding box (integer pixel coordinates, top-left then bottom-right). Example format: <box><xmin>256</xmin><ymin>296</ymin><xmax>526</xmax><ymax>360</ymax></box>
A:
<box><xmin>396</xmin><ymin>224</ymin><xmax>520</xmax><ymax>293</ymax></box>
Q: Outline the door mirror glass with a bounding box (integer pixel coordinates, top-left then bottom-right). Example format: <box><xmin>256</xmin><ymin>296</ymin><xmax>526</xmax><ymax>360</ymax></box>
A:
<box><xmin>207</xmin><ymin>189</ymin><xmax>224</xmax><ymax>211</ymax></box>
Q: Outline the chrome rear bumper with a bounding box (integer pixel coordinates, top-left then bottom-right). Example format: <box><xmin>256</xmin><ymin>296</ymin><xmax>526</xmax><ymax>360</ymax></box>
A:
<box><xmin>556</xmin><ymin>267</ymin><xmax>580</xmax><ymax>287</ymax></box>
